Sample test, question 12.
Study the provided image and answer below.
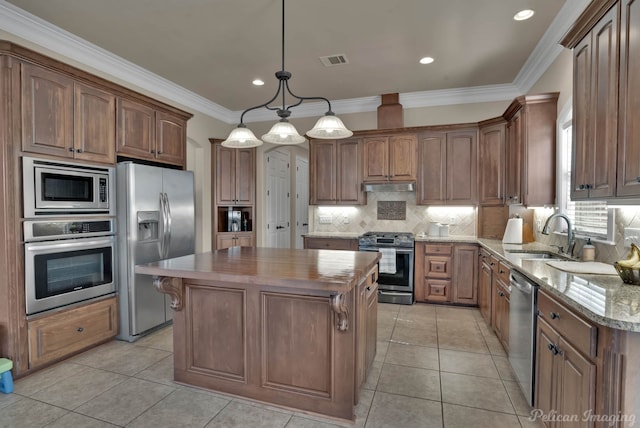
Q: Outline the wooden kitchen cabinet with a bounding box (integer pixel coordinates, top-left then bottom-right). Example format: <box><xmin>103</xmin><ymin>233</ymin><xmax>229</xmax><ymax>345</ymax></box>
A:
<box><xmin>27</xmin><ymin>297</ymin><xmax>118</xmax><ymax>368</ymax></box>
<box><xmin>417</xmin><ymin>128</ymin><xmax>477</xmax><ymax>205</ymax></box>
<box><xmin>478</xmin><ymin>249</ymin><xmax>493</xmax><ymax>324</ymax></box>
<box><xmin>211</xmin><ymin>141</ymin><xmax>256</xmax><ymax>250</ymax></box>
<box><xmin>571</xmin><ymin>4</ymin><xmax>619</xmax><ymax>200</ymax></box>
<box><xmin>491</xmin><ymin>261</ymin><xmax>510</xmax><ymax>352</ymax></box>
<box><xmin>116</xmin><ymin>98</ymin><xmax>187</xmax><ymax>167</ymax></box>
<box><xmin>356</xmin><ymin>266</ymin><xmax>378</xmax><ymax>394</ymax></box>
<box><xmin>303</xmin><ymin>237</ymin><xmax>359</xmax><ymax>251</ymax></box>
<box><xmin>478</xmin><ymin>119</ymin><xmax>506</xmax><ymax>206</ymax></box>
<box><xmin>416</xmin><ymin>243</ymin><xmax>477</xmax><ymax>305</ymax></box>
<box><xmin>362</xmin><ymin>134</ymin><xmax>416</xmax><ymax>182</ymax></box>
<box><xmin>452</xmin><ymin>244</ymin><xmax>478</xmax><ymax>305</ymax></box>
<box><xmin>309</xmin><ymin>138</ymin><xmax>365</xmax><ymax>205</ymax></box>
<box><xmin>535</xmin><ymin>291</ymin><xmax>597</xmax><ymax>425</ymax></box>
<box><xmin>21</xmin><ymin>63</ymin><xmax>116</xmax><ymax>164</ymax></box>
<box><xmin>503</xmin><ymin>93</ymin><xmax>558</xmax><ymax>206</ymax></box>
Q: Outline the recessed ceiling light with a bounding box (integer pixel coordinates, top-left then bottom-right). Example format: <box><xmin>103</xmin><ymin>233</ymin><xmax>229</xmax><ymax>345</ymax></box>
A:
<box><xmin>514</xmin><ymin>9</ymin><xmax>534</xmax><ymax>21</ymax></box>
<box><xmin>419</xmin><ymin>57</ymin><xmax>434</xmax><ymax>65</ymax></box>
<box><xmin>252</xmin><ymin>79</ymin><xmax>265</xmax><ymax>86</ymax></box>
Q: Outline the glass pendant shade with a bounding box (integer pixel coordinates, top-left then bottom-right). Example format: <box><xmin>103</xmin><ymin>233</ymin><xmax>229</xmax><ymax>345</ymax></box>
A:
<box><xmin>261</xmin><ymin>120</ymin><xmax>306</xmax><ymax>145</ymax></box>
<box><xmin>221</xmin><ymin>126</ymin><xmax>263</xmax><ymax>148</ymax></box>
<box><xmin>306</xmin><ymin>114</ymin><xmax>353</xmax><ymax>139</ymax></box>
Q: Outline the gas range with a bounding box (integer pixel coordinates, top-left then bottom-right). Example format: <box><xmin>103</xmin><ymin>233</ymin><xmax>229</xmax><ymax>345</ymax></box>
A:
<box><xmin>358</xmin><ymin>232</ymin><xmax>415</xmax><ymax>249</ymax></box>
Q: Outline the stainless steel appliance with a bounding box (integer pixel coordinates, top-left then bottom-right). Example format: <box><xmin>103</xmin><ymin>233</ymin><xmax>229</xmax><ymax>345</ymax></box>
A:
<box><xmin>116</xmin><ymin>162</ymin><xmax>195</xmax><ymax>342</ymax></box>
<box><xmin>358</xmin><ymin>232</ymin><xmax>414</xmax><ymax>304</ymax></box>
<box><xmin>24</xmin><ymin>218</ymin><xmax>116</xmax><ymax>316</ymax></box>
<box><xmin>22</xmin><ymin>156</ymin><xmax>115</xmax><ymax>217</ymax></box>
<box><xmin>509</xmin><ymin>270</ymin><xmax>539</xmax><ymax>406</ymax></box>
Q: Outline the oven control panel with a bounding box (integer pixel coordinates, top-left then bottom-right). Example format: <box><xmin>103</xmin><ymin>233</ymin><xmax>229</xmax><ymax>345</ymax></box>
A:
<box><xmin>24</xmin><ymin>219</ymin><xmax>115</xmax><ymax>242</ymax></box>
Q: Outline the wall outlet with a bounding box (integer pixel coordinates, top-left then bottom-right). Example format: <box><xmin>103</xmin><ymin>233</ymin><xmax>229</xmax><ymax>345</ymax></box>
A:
<box><xmin>537</xmin><ymin>220</ymin><xmax>542</xmax><ymax>232</ymax></box>
<box><xmin>343</xmin><ymin>216</ymin><xmax>349</xmax><ymax>224</ymax></box>
<box><xmin>319</xmin><ymin>215</ymin><xmax>333</xmax><ymax>224</ymax></box>
<box><xmin>449</xmin><ymin>217</ymin><xmax>456</xmax><ymax>225</ymax></box>
<box><xmin>624</xmin><ymin>227</ymin><xmax>640</xmax><ymax>247</ymax></box>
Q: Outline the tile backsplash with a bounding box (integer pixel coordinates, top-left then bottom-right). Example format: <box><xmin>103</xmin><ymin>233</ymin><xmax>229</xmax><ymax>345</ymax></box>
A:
<box><xmin>310</xmin><ymin>192</ymin><xmax>477</xmax><ymax>236</ymax></box>
<box><xmin>533</xmin><ymin>206</ymin><xmax>640</xmax><ymax>264</ymax></box>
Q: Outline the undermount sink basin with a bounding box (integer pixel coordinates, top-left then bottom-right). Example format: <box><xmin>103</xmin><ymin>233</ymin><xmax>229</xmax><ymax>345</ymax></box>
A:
<box><xmin>504</xmin><ymin>250</ymin><xmax>568</xmax><ymax>260</ymax></box>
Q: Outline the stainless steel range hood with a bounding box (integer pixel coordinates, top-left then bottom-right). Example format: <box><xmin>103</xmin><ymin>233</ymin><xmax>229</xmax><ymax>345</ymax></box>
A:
<box><xmin>362</xmin><ymin>181</ymin><xmax>416</xmax><ymax>192</ymax></box>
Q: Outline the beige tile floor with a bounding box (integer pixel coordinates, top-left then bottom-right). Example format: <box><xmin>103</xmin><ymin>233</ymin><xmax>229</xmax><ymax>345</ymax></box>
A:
<box><xmin>0</xmin><ymin>303</ymin><xmax>544</xmax><ymax>427</ymax></box>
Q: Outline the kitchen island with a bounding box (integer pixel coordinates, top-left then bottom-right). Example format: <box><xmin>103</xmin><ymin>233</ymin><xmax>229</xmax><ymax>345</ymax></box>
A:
<box><xmin>135</xmin><ymin>247</ymin><xmax>380</xmax><ymax>421</ymax></box>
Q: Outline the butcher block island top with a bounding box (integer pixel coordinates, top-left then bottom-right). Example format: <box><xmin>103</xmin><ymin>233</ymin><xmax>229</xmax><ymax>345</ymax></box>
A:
<box><xmin>135</xmin><ymin>247</ymin><xmax>381</xmax><ymax>422</ymax></box>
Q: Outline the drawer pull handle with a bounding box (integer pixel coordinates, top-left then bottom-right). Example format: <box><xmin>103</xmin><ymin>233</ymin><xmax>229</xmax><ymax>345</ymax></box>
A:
<box><xmin>550</xmin><ymin>312</ymin><xmax>560</xmax><ymax>320</ymax></box>
<box><xmin>77</xmin><ymin>327</ymin><xmax>84</xmax><ymax>333</ymax></box>
<box><xmin>547</xmin><ymin>343</ymin><xmax>559</xmax><ymax>355</ymax></box>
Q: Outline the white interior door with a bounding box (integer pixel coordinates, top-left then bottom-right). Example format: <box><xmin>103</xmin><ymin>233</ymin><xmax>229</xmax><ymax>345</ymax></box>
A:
<box><xmin>266</xmin><ymin>149</ymin><xmax>291</xmax><ymax>248</ymax></box>
<box><xmin>295</xmin><ymin>156</ymin><xmax>309</xmax><ymax>249</ymax></box>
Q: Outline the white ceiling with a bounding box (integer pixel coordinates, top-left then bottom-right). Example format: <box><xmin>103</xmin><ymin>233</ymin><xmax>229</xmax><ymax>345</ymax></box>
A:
<box><xmin>2</xmin><ymin>0</ymin><xmax>586</xmax><ymax>123</ymax></box>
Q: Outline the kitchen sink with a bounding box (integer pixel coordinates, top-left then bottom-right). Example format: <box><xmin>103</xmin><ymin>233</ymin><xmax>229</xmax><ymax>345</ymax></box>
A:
<box><xmin>504</xmin><ymin>250</ymin><xmax>569</xmax><ymax>260</ymax></box>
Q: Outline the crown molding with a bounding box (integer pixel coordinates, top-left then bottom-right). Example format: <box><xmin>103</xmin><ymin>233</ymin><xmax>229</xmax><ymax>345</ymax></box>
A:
<box><xmin>0</xmin><ymin>0</ymin><xmax>587</xmax><ymax>125</ymax></box>
<box><xmin>513</xmin><ymin>0</ymin><xmax>591</xmax><ymax>92</ymax></box>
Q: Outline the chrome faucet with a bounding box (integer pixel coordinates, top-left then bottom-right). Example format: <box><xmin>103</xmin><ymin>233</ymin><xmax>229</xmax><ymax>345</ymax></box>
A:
<box><xmin>542</xmin><ymin>213</ymin><xmax>576</xmax><ymax>257</ymax></box>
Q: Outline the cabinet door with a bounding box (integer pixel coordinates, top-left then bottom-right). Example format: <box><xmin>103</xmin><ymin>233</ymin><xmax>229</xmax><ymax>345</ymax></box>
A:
<box><xmin>452</xmin><ymin>245</ymin><xmax>478</xmax><ymax>304</ymax></box>
<box><xmin>21</xmin><ymin>63</ymin><xmax>74</xmax><ymax>158</ymax></box>
<box><xmin>116</xmin><ymin>98</ymin><xmax>155</xmax><ymax>159</ymax></box>
<box><xmin>556</xmin><ymin>336</ymin><xmax>596</xmax><ymax>426</ymax></box>
<box><xmin>505</xmin><ymin>111</ymin><xmax>522</xmax><ymax>204</ymax></box>
<box><xmin>155</xmin><ymin>111</ymin><xmax>186</xmax><ymax>166</ymax></box>
<box><xmin>478</xmin><ymin>261</ymin><xmax>492</xmax><ymax>323</ymax></box>
<box><xmin>479</xmin><ymin>122</ymin><xmax>506</xmax><ymax>205</ymax></box>
<box><xmin>492</xmin><ymin>278</ymin><xmax>509</xmax><ymax>351</ymax></box>
<box><xmin>216</xmin><ymin>234</ymin><xmax>238</xmax><ymax>249</ymax></box>
<box><xmin>423</xmin><ymin>279</ymin><xmax>450</xmax><ymax>303</ymax></box>
<box><xmin>535</xmin><ymin>317</ymin><xmax>558</xmax><ymax>419</ymax></box>
<box><xmin>236</xmin><ymin>148</ymin><xmax>256</xmax><ymax>205</ymax></box>
<box><xmin>74</xmin><ymin>83</ymin><xmax>116</xmax><ymax>164</ymax></box>
<box><xmin>617</xmin><ymin>0</ymin><xmax>640</xmax><ymax>197</ymax></box>
<box><xmin>309</xmin><ymin>140</ymin><xmax>336</xmax><ymax>204</ymax></box>
<box><xmin>425</xmin><ymin>255</ymin><xmax>451</xmax><ymax>279</ymax></box>
<box><xmin>337</xmin><ymin>139</ymin><xmax>364</xmax><ymax>204</ymax></box>
<box><xmin>215</xmin><ymin>145</ymin><xmax>237</xmax><ymax>205</ymax></box>
<box><xmin>417</xmin><ymin>132</ymin><xmax>446</xmax><ymax>204</ymax></box>
<box><xmin>447</xmin><ymin>130</ymin><xmax>477</xmax><ymax>204</ymax></box>
<box><xmin>388</xmin><ymin>134</ymin><xmax>417</xmax><ymax>181</ymax></box>
<box><xmin>235</xmin><ymin>233</ymin><xmax>254</xmax><ymax>248</ymax></box>
<box><xmin>573</xmin><ymin>5</ymin><xmax>619</xmax><ymax>200</ymax></box>
<box><xmin>365</xmin><ymin>281</ymin><xmax>378</xmax><ymax>372</ymax></box>
<box><xmin>362</xmin><ymin>137</ymin><xmax>389</xmax><ymax>181</ymax></box>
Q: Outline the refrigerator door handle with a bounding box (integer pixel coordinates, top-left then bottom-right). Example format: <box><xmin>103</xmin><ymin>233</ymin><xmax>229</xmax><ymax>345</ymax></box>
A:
<box><xmin>164</xmin><ymin>192</ymin><xmax>172</xmax><ymax>257</ymax></box>
<box><xmin>159</xmin><ymin>192</ymin><xmax>168</xmax><ymax>259</ymax></box>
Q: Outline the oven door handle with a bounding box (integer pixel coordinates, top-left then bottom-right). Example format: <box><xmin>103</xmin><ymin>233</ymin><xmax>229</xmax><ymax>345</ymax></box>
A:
<box><xmin>358</xmin><ymin>247</ymin><xmax>414</xmax><ymax>255</ymax></box>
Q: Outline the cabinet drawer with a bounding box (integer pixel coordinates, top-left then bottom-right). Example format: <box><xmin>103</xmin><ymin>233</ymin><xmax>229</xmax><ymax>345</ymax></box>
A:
<box><xmin>424</xmin><ymin>244</ymin><xmax>452</xmax><ymax>255</ymax></box>
<box><xmin>304</xmin><ymin>237</ymin><xmax>358</xmax><ymax>250</ymax></box>
<box><xmin>537</xmin><ymin>291</ymin><xmax>597</xmax><ymax>358</ymax></box>
<box><xmin>424</xmin><ymin>279</ymin><xmax>450</xmax><ymax>303</ymax></box>
<box><xmin>28</xmin><ymin>297</ymin><xmax>118</xmax><ymax>368</ymax></box>
<box><xmin>424</xmin><ymin>255</ymin><xmax>452</xmax><ymax>278</ymax></box>
<box><xmin>496</xmin><ymin>261</ymin><xmax>511</xmax><ymax>284</ymax></box>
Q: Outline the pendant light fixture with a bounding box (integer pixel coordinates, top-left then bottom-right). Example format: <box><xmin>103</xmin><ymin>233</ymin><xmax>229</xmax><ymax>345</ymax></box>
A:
<box><xmin>221</xmin><ymin>0</ymin><xmax>353</xmax><ymax>148</ymax></box>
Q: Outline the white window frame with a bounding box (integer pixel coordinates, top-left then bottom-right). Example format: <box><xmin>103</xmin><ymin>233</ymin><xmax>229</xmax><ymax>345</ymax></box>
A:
<box><xmin>556</xmin><ymin>100</ymin><xmax>615</xmax><ymax>244</ymax></box>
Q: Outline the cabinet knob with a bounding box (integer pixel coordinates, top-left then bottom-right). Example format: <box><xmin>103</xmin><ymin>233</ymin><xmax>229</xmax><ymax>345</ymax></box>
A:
<box><xmin>636</xmin><ymin>177</ymin><xmax>640</xmax><ymax>183</ymax></box>
<box><xmin>151</xmin><ymin>150</ymin><xmax>156</xmax><ymax>154</ymax></box>
<box><xmin>76</xmin><ymin>148</ymin><xmax>82</xmax><ymax>153</ymax></box>
<box><xmin>77</xmin><ymin>327</ymin><xmax>84</xmax><ymax>333</ymax></box>
<box><xmin>547</xmin><ymin>343</ymin><xmax>559</xmax><ymax>355</ymax></box>
<box><xmin>499</xmin><ymin>269</ymin><xmax>505</xmax><ymax>274</ymax></box>
<box><xmin>549</xmin><ymin>312</ymin><xmax>560</xmax><ymax>320</ymax></box>
<box><xmin>498</xmin><ymin>291</ymin><xmax>505</xmax><ymax>297</ymax></box>
<box><xmin>68</xmin><ymin>147</ymin><xmax>74</xmax><ymax>152</ymax></box>
<box><xmin>366</xmin><ymin>286</ymin><xmax>371</xmax><ymax>291</ymax></box>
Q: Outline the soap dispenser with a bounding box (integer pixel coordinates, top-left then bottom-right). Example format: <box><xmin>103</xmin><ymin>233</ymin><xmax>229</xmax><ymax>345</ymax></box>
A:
<box><xmin>582</xmin><ymin>238</ymin><xmax>595</xmax><ymax>261</ymax></box>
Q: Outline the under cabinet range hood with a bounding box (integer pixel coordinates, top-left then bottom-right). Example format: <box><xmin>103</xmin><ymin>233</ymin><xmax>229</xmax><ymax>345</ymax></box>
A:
<box><xmin>363</xmin><ymin>181</ymin><xmax>416</xmax><ymax>192</ymax></box>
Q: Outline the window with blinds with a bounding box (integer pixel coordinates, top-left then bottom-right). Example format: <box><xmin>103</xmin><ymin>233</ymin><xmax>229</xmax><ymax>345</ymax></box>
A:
<box><xmin>559</xmin><ymin>117</ymin><xmax>614</xmax><ymax>240</ymax></box>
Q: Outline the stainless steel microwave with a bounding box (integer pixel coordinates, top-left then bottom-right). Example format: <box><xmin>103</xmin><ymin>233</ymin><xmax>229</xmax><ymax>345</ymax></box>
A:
<box><xmin>23</xmin><ymin>156</ymin><xmax>115</xmax><ymax>217</ymax></box>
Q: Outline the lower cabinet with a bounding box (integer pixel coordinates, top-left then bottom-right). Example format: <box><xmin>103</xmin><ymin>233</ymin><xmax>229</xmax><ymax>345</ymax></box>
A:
<box><xmin>535</xmin><ymin>291</ymin><xmax>597</xmax><ymax>424</ymax></box>
<box><xmin>478</xmin><ymin>250</ymin><xmax>493</xmax><ymax>323</ymax></box>
<box><xmin>356</xmin><ymin>266</ymin><xmax>378</xmax><ymax>396</ymax></box>
<box><xmin>491</xmin><ymin>261</ymin><xmax>510</xmax><ymax>352</ymax></box>
<box><xmin>303</xmin><ymin>237</ymin><xmax>359</xmax><ymax>251</ymax></box>
<box><xmin>27</xmin><ymin>297</ymin><xmax>118</xmax><ymax>368</ymax></box>
<box><xmin>216</xmin><ymin>232</ymin><xmax>255</xmax><ymax>249</ymax></box>
<box><xmin>415</xmin><ymin>243</ymin><xmax>478</xmax><ymax>304</ymax></box>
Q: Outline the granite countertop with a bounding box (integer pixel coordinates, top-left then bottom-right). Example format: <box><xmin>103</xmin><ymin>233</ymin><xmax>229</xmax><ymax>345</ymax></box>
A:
<box><xmin>302</xmin><ymin>232</ymin><xmax>362</xmax><ymax>239</ymax></box>
<box><xmin>415</xmin><ymin>234</ymin><xmax>477</xmax><ymax>243</ymax></box>
<box><xmin>478</xmin><ymin>238</ymin><xmax>640</xmax><ymax>332</ymax></box>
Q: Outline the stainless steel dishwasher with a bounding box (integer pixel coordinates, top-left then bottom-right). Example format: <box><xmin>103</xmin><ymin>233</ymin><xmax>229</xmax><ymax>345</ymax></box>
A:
<box><xmin>508</xmin><ymin>270</ymin><xmax>539</xmax><ymax>406</ymax></box>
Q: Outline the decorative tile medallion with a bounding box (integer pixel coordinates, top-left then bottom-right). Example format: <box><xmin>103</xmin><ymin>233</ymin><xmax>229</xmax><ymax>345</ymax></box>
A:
<box><xmin>377</xmin><ymin>201</ymin><xmax>406</xmax><ymax>220</ymax></box>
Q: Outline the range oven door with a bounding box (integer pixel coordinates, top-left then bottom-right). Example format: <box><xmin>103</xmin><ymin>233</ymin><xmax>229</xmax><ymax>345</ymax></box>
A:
<box><xmin>25</xmin><ymin>235</ymin><xmax>116</xmax><ymax>315</ymax></box>
<box><xmin>359</xmin><ymin>247</ymin><xmax>414</xmax><ymax>303</ymax></box>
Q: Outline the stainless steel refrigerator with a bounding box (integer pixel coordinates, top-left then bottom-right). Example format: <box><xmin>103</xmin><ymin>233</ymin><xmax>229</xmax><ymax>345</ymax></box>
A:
<box><xmin>116</xmin><ymin>162</ymin><xmax>195</xmax><ymax>342</ymax></box>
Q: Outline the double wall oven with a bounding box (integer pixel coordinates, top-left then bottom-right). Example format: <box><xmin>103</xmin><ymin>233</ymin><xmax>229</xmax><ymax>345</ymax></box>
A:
<box><xmin>358</xmin><ymin>232</ymin><xmax>415</xmax><ymax>304</ymax></box>
<box><xmin>22</xmin><ymin>156</ymin><xmax>116</xmax><ymax>316</ymax></box>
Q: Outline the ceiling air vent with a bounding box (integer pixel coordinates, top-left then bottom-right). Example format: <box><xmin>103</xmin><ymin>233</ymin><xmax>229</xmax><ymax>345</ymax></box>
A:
<box><xmin>319</xmin><ymin>54</ymin><xmax>349</xmax><ymax>67</ymax></box>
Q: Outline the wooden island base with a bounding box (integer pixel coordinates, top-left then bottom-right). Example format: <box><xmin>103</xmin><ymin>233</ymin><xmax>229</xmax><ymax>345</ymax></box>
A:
<box><xmin>136</xmin><ymin>247</ymin><xmax>380</xmax><ymax>421</ymax></box>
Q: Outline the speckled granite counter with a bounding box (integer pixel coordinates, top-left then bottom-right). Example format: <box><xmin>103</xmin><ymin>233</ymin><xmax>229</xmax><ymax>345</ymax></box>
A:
<box><xmin>478</xmin><ymin>238</ymin><xmax>640</xmax><ymax>332</ymax></box>
<box><xmin>302</xmin><ymin>232</ymin><xmax>362</xmax><ymax>239</ymax></box>
<box><xmin>415</xmin><ymin>234</ymin><xmax>477</xmax><ymax>243</ymax></box>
